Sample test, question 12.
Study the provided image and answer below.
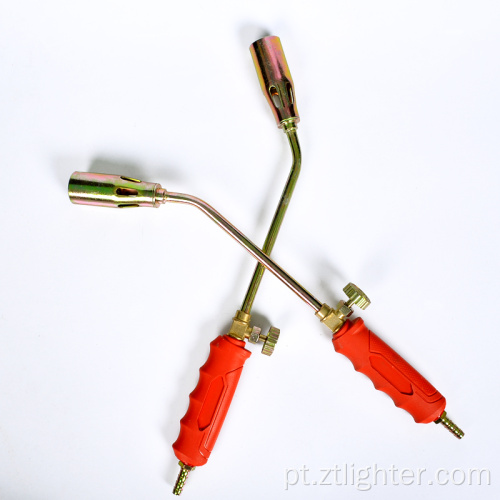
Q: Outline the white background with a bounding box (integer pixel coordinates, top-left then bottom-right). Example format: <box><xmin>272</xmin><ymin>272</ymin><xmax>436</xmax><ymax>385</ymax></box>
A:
<box><xmin>1</xmin><ymin>1</ymin><xmax>499</xmax><ymax>499</ymax></box>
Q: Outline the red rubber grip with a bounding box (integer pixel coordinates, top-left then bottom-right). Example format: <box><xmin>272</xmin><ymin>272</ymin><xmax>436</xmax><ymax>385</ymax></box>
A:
<box><xmin>333</xmin><ymin>318</ymin><xmax>446</xmax><ymax>423</ymax></box>
<box><xmin>172</xmin><ymin>334</ymin><xmax>251</xmax><ymax>466</ymax></box>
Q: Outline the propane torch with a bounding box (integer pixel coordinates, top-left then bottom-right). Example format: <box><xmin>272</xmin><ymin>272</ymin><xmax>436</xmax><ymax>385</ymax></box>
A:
<box><xmin>68</xmin><ymin>170</ymin><xmax>464</xmax><ymax>483</ymax></box>
<box><xmin>170</xmin><ymin>36</ymin><xmax>302</xmax><ymax>494</ymax></box>
<box><xmin>67</xmin><ymin>34</ymin><xmax>463</xmax><ymax>498</ymax></box>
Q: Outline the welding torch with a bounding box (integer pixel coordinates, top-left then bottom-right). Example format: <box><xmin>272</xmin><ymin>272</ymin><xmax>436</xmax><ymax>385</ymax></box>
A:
<box><xmin>169</xmin><ymin>36</ymin><xmax>302</xmax><ymax>494</ymax></box>
<box><xmin>67</xmin><ymin>35</ymin><xmax>463</xmax><ymax>497</ymax></box>
<box><xmin>68</xmin><ymin>169</ymin><xmax>464</xmax><ymax>479</ymax></box>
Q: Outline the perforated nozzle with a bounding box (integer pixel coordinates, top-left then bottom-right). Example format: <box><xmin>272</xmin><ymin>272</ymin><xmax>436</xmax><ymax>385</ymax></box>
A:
<box><xmin>68</xmin><ymin>171</ymin><xmax>166</xmax><ymax>208</ymax></box>
<box><xmin>250</xmin><ymin>36</ymin><xmax>299</xmax><ymax>127</ymax></box>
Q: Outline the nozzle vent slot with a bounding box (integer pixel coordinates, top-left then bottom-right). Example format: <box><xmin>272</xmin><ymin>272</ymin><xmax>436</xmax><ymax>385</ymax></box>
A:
<box><xmin>120</xmin><ymin>176</ymin><xmax>141</xmax><ymax>183</ymax></box>
<box><xmin>116</xmin><ymin>188</ymin><xmax>139</xmax><ymax>196</ymax></box>
<box><xmin>287</xmin><ymin>82</ymin><xmax>294</xmax><ymax>104</ymax></box>
<box><xmin>269</xmin><ymin>85</ymin><xmax>282</xmax><ymax>108</ymax></box>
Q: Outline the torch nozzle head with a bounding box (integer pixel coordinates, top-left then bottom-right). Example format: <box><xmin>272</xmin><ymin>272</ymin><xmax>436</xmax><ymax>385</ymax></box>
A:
<box><xmin>250</xmin><ymin>36</ymin><xmax>299</xmax><ymax>128</ymax></box>
<box><xmin>68</xmin><ymin>171</ymin><xmax>166</xmax><ymax>208</ymax></box>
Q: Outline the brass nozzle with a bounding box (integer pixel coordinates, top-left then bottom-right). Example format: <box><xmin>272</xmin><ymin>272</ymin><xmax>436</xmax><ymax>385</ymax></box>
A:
<box><xmin>250</xmin><ymin>36</ymin><xmax>299</xmax><ymax>128</ymax></box>
<box><xmin>68</xmin><ymin>171</ymin><xmax>166</xmax><ymax>208</ymax></box>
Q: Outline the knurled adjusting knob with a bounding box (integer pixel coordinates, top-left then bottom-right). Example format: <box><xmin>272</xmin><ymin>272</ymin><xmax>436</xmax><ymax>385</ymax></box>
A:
<box><xmin>262</xmin><ymin>327</ymin><xmax>280</xmax><ymax>356</ymax></box>
<box><xmin>248</xmin><ymin>326</ymin><xmax>280</xmax><ymax>356</ymax></box>
<box><xmin>343</xmin><ymin>283</ymin><xmax>371</xmax><ymax>310</ymax></box>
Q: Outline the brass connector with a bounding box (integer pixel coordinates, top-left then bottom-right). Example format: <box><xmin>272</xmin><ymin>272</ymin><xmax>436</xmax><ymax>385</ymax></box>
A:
<box><xmin>316</xmin><ymin>283</ymin><xmax>371</xmax><ymax>334</ymax></box>
<box><xmin>227</xmin><ymin>310</ymin><xmax>253</xmax><ymax>341</ymax></box>
<box><xmin>315</xmin><ymin>303</ymin><xmax>345</xmax><ymax>333</ymax></box>
<box><xmin>227</xmin><ymin>310</ymin><xmax>280</xmax><ymax>356</ymax></box>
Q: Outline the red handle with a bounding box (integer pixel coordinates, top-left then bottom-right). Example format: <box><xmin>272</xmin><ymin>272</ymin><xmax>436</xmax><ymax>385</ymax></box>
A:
<box><xmin>333</xmin><ymin>318</ymin><xmax>446</xmax><ymax>423</ymax></box>
<box><xmin>172</xmin><ymin>334</ymin><xmax>251</xmax><ymax>467</ymax></box>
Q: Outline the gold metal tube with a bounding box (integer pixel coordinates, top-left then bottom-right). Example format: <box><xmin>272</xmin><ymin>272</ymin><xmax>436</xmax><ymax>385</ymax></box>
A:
<box><xmin>162</xmin><ymin>190</ymin><xmax>322</xmax><ymax>311</ymax></box>
<box><xmin>240</xmin><ymin>120</ymin><xmax>301</xmax><ymax>314</ymax></box>
<box><xmin>240</xmin><ymin>36</ymin><xmax>301</xmax><ymax>315</ymax></box>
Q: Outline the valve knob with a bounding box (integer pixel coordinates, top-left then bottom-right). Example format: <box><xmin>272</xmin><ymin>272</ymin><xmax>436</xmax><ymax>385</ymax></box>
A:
<box><xmin>262</xmin><ymin>327</ymin><xmax>280</xmax><ymax>356</ymax></box>
<box><xmin>247</xmin><ymin>326</ymin><xmax>280</xmax><ymax>356</ymax></box>
<box><xmin>343</xmin><ymin>283</ymin><xmax>371</xmax><ymax>310</ymax></box>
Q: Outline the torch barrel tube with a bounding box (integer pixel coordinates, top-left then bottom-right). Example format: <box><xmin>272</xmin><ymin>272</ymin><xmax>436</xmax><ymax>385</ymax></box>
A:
<box><xmin>68</xmin><ymin>171</ymin><xmax>322</xmax><ymax>311</ymax></box>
